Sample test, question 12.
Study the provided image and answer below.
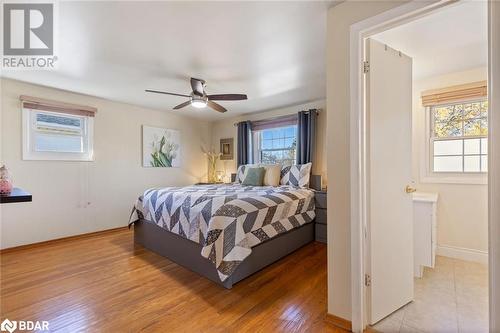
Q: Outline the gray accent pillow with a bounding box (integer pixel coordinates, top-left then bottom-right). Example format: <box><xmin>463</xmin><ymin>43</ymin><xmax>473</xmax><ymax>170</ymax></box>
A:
<box><xmin>235</xmin><ymin>164</ymin><xmax>257</xmax><ymax>183</ymax></box>
<box><xmin>280</xmin><ymin>162</ymin><xmax>312</xmax><ymax>187</ymax></box>
<box><xmin>242</xmin><ymin>167</ymin><xmax>266</xmax><ymax>186</ymax></box>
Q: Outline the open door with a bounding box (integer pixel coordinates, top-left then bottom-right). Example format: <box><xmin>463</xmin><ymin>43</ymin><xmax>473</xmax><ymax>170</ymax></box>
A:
<box><xmin>366</xmin><ymin>38</ymin><xmax>414</xmax><ymax>325</ymax></box>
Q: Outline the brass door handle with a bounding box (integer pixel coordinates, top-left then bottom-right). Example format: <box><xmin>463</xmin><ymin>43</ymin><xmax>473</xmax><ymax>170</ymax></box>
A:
<box><xmin>405</xmin><ymin>185</ymin><xmax>417</xmax><ymax>194</ymax></box>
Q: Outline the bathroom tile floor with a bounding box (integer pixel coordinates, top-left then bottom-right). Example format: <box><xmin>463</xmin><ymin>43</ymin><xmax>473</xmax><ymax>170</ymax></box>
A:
<box><xmin>373</xmin><ymin>256</ymin><xmax>488</xmax><ymax>333</ymax></box>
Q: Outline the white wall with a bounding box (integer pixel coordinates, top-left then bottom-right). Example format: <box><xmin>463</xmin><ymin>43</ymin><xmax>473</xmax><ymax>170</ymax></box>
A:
<box><xmin>211</xmin><ymin>100</ymin><xmax>328</xmax><ymax>185</ymax></box>
<box><xmin>412</xmin><ymin>67</ymin><xmax>488</xmax><ymax>255</ymax></box>
<box><xmin>326</xmin><ymin>0</ymin><xmax>410</xmax><ymax>321</ymax></box>
<box><xmin>0</xmin><ymin>79</ymin><xmax>212</xmax><ymax>249</ymax></box>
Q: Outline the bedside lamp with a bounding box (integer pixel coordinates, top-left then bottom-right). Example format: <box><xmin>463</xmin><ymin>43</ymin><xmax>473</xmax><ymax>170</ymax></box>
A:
<box><xmin>216</xmin><ymin>171</ymin><xmax>224</xmax><ymax>183</ymax></box>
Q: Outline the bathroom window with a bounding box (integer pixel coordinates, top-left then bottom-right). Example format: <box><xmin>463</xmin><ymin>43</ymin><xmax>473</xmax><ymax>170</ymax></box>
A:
<box><xmin>429</xmin><ymin>100</ymin><xmax>488</xmax><ymax>173</ymax></box>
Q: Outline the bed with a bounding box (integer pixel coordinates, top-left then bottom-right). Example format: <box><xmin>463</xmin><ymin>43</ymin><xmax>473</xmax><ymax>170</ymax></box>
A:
<box><xmin>129</xmin><ymin>176</ymin><xmax>321</xmax><ymax>289</ymax></box>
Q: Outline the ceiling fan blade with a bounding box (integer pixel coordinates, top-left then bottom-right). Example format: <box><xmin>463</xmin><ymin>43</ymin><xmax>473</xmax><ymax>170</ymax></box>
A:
<box><xmin>145</xmin><ymin>89</ymin><xmax>190</xmax><ymax>98</ymax></box>
<box><xmin>208</xmin><ymin>94</ymin><xmax>248</xmax><ymax>101</ymax></box>
<box><xmin>190</xmin><ymin>78</ymin><xmax>205</xmax><ymax>96</ymax></box>
<box><xmin>207</xmin><ymin>100</ymin><xmax>227</xmax><ymax>113</ymax></box>
<box><xmin>173</xmin><ymin>100</ymin><xmax>192</xmax><ymax>110</ymax></box>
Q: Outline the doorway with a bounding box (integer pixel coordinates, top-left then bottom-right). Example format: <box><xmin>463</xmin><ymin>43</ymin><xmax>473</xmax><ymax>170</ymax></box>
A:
<box><xmin>348</xmin><ymin>1</ymin><xmax>497</xmax><ymax>332</ymax></box>
<box><xmin>367</xmin><ymin>2</ymin><xmax>488</xmax><ymax>331</ymax></box>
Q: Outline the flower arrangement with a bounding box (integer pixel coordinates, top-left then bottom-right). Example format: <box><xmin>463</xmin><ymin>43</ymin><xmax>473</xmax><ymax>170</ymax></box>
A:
<box><xmin>204</xmin><ymin>150</ymin><xmax>221</xmax><ymax>183</ymax></box>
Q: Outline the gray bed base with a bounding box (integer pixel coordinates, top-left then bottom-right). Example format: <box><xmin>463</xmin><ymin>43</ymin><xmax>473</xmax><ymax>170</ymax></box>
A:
<box><xmin>133</xmin><ymin>219</ymin><xmax>315</xmax><ymax>289</ymax></box>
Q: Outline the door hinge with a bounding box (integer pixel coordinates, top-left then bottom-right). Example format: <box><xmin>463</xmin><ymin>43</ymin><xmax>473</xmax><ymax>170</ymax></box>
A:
<box><xmin>365</xmin><ymin>274</ymin><xmax>371</xmax><ymax>287</ymax></box>
<box><xmin>363</xmin><ymin>61</ymin><xmax>370</xmax><ymax>74</ymax></box>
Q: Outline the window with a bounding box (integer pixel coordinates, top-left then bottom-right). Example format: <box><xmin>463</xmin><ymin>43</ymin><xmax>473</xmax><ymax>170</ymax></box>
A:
<box><xmin>21</xmin><ymin>95</ymin><xmax>96</xmax><ymax>161</ymax></box>
<box><xmin>430</xmin><ymin>99</ymin><xmax>488</xmax><ymax>173</ymax></box>
<box><xmin>254</xmin><ymin>125</ymin><xmax>297</xmax><ymax>165</ymax></box>
<box><xmin>23</xmin><ymin>108</ymin><xmax>94</xmax><ymax>161</ymax></box>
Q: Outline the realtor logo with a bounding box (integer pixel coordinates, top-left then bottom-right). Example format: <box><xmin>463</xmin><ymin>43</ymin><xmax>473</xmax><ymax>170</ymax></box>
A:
<box><xmin>3</xmin><ymin>3</ymin><xmax>53</xmax><ymax>56</ymax></box>
<box><xmin>2</xmin><ymin>2</ymin><xmax>57</xmax><ymax>69</ymax></box>
<box><xmin>0</xmin><ymin>319</ymin><xmax>17</xmax><ymax>333</ymax></box>
<box><xmin>0</xmin><ymin>318</ymin><xmax>49</xmax><ymax>332</ymax></box>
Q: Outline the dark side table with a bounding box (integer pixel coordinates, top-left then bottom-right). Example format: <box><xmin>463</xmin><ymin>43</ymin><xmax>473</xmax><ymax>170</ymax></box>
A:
<box><xmin>0</xmin><ymin>188</ymin><xmax>32</xmax><ymax>204</ymax></box>
<box><xmin>314</xmin><ymin>190</ymin><xmax>327</xmax><ymax>243</ymax></box>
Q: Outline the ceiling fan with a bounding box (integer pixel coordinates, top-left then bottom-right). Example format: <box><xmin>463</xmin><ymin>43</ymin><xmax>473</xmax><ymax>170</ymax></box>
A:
<box><xmin>145</xmin><ymin>78</ymin><xmax>247</xmax><ymax>113</ymax></box>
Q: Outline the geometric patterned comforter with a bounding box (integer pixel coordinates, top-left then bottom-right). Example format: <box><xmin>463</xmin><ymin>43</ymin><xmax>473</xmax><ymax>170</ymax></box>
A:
<box><xmin>129</xmin><ymin>183</ymin><xmax>315</xmax><ymax>282</ymax></box>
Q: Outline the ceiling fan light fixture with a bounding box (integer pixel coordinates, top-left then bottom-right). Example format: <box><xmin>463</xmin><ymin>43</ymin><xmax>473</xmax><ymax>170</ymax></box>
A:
<box><xmin>145</xmin><ymin>77</ymin><xmax>246</xmax><ymax>113</ymax></box>
<box><xmin>191</xmin><ymin>100</ymin><xmax>207</xmax><ymax>108</ymax></box>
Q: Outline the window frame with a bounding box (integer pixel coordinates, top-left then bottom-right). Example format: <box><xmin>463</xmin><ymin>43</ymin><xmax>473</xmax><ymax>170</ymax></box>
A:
<box><xmin>22</xmin><ymin>108</ymin><xmax>94</xmax><ymax>161</ymax></box>
<box><xmin>252</xmin><ymin>125</ymin><xmax>297</xmax><ymax>166</ymax></box>
<box><xmin>421</xmin><ymin>98</ymin><xmax>487</xmax><ymax>184</ymax></box>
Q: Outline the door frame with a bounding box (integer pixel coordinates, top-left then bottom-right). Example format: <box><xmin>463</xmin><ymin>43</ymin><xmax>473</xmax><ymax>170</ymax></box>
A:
<box><xmin>348</xmin><ymin>1</ymin><xmax>500</xmax><ymax>332</ymax></box>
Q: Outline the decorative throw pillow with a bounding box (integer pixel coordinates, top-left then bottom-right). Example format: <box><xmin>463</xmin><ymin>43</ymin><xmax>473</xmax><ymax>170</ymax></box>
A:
<box><xmin>235</xmin><ymin>165</ymin><xmax>246</xmax><ymax>183</ymax></box>
<box><xmin>259</xmin><ymin>164</ymin><xmax>281</xmax><ymax>186</ymax></box>
<box><xmin>235</xmin><ymin>164</ymin><xmax>256</xmax><ymax>183</ymax></box>
<box><xmin>280</xmin><ymin>162</ymin><xmax>312</xmax><ymax>187</ymax></box>
<box><xmin>242</xmin><ymin>167</ymin><xmax>266</xmax><ymax>186</ymax></box>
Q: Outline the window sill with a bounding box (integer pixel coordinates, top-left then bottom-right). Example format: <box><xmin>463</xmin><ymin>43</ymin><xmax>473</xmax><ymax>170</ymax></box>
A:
<box><xmin>420</xmin><ymin>174</ymin><xmax>487</xmax><ymax>185</ymax></box>
<box><xmin>22</xmin><ymin>152</ymin><xmax>95</xmax><ymax>162</ymax></box>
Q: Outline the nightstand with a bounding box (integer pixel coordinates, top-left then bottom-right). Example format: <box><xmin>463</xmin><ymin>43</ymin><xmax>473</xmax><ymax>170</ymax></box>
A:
<box><xmin>0</xmin><ymin>188</ymin><xmax>32</xmax><ymax>204</ymax></box>
<box><xmin>314</xmin><ymin>190</ymin><xmax>327</xmax><ymax>243</ymax></box>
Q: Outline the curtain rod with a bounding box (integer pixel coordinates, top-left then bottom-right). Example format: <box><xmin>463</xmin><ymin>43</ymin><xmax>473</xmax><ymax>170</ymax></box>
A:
<box><xmin>233</xmin><ymin>109</ymin><xmax>320</xmax><ymax>127</ymax></box>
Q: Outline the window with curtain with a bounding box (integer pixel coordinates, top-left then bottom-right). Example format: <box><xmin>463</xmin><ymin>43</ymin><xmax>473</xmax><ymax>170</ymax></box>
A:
<box><xmin>250</xmin><ymin>114</ymin><xmax>298</xmax><ymax>165</ymax></box>
<box><xmin>253</xmin><ymin>125</ymin><xmax>297</xmax><ymax>165</ymax></box>
<box><xmin>21</xmin><ymin>95</ymin><xmax>96</xmax><ymax>161</ymax></box>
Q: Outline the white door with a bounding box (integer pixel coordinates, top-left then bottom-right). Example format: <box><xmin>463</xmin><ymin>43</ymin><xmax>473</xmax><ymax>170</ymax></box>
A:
<box><xmin>366</xmin><ymin>38</ymin><xmax>414</xmax><ymax>325</ymax></box>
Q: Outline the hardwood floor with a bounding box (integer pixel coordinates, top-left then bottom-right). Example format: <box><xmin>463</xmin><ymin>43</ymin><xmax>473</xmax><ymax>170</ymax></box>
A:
<box><xmin>0</xmin><ymin>229</ymin><xmax>346</xmax><ymax>332</ymax></box>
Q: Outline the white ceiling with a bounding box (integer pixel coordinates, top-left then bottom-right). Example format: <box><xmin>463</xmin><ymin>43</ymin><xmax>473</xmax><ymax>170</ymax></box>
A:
<box><xmin>1</xmin><ymin>1</ymin><xmax>329</xmax><ymax>121</ymax></box>
<box><xmin>373</xmin><ymin>1</ymin><xmax>487</xmax><ymax>80</ymax></box>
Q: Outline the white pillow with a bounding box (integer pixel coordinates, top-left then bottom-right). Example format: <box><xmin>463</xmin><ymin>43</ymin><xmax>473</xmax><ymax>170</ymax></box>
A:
<box><xmin>259</xmin><ymin>164</ymin><xmax>281</xmax><ymax>186</ymax></box>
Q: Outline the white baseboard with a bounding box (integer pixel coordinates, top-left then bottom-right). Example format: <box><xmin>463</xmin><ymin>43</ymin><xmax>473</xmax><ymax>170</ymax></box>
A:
<box><xmin>436</xmin><ymin>245</ymin><xmax>488</xmax><ymax>265</ymax></box>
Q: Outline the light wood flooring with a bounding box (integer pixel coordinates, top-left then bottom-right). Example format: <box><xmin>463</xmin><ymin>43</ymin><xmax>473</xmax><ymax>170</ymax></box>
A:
<box><xmin>0</xmin><ymin>228</ymin><xmax>345</xmax><ymax>332</ymax></box>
